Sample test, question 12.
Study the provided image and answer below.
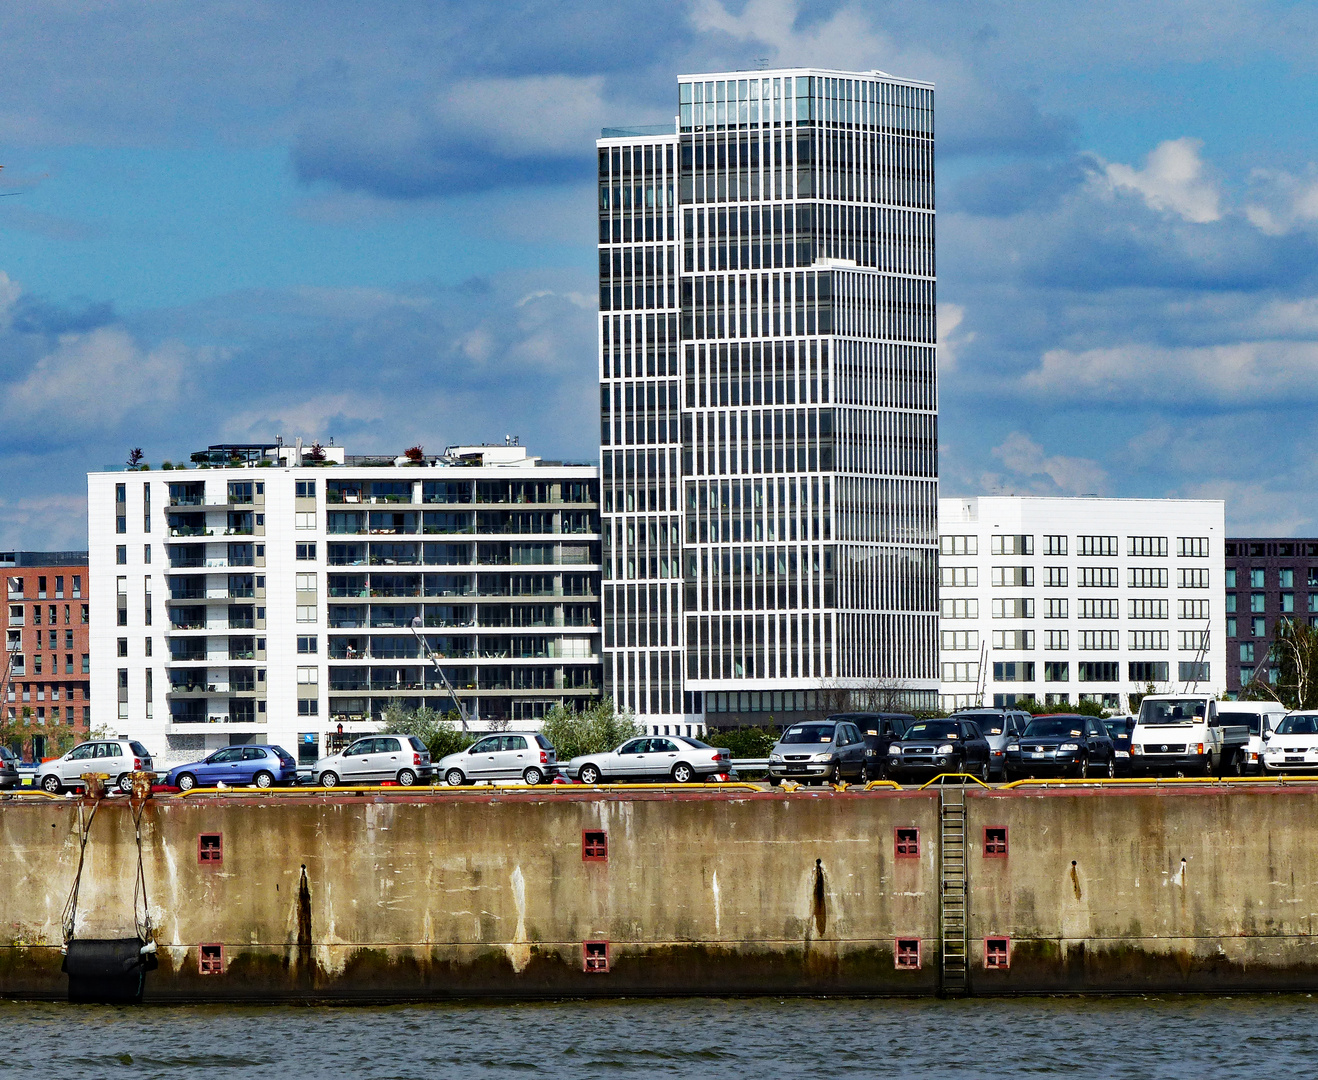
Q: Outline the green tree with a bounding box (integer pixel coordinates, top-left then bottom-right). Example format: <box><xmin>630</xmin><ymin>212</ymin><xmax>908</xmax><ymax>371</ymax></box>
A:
<box><xmin>1249</xmin><ymin>619</ymin><xmax>1318</xmax><ymax>710</ymax></box>
<box><xmin>381</xmin><ymin>703</ymin><xmax>476</xmax><ymax>760</ymax></box>
<box><xmin>540</xmin><ymin>696</ymin><xmax>641</xmax><ymax>760</ymax></box>
<box><xmin>706</xmin><ymin>726</ymin><xmax>778</xmax><ymax>759</ymax></box>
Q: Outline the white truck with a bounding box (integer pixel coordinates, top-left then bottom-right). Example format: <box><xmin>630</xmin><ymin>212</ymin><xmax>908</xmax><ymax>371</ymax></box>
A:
<box><xmin>1130</xmin><ymin>694</ymin><xmax>1249</xmax><ymax>777</ymax></box>
<box><xmin>1218</xmin><ymin>701</ymin><xmax>1289</xmax><ymax>775</ymax></box>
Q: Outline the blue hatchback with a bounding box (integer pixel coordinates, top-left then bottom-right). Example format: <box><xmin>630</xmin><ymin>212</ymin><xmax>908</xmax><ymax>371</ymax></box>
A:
<box><xmin>166</xmin><ymin>745</ymin><xmax>298</xmax><ymax>791</ymax></box>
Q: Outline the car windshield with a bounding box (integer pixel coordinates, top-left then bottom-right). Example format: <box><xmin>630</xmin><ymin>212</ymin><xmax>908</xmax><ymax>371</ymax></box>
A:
<box><xmin>779</xmin><ymin>724</ymin><xmax>835</xmax><ymax>744</ymax></box>
<box><xmin>954</xmin><ymin>713</ymin><xmax>1002</xmax><ymax>735</ymax></box>
<box><xmin>1277</xmin><ymin>715</ymin><xmax>1318</xmax><ymax>735</ymax></box>
<box><xmin>903</xmin><ymin>721</ymin><xmax>959</xmax><ymax>740</ymax></box>
<box><xmin>1022</xmin><ymin>719</ymin><xmax>1084</xmax><ymax>738</ymax></box>
<box><xmin>1219</xmin><ymin>712</ymin><xmax>1263</xmax><ymax>736</ymax></box>
<box><xmin>1139</xmin><ymin>698</ymin><xmax>1206</xmax><ymax>725</ymax></box>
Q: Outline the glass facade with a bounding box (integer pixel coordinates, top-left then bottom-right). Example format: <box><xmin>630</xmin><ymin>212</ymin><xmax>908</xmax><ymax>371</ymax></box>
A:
<box><xmin>600</xmin><ymin>69</ymin><xmax>939</xmax><ymax>729</ymax></box>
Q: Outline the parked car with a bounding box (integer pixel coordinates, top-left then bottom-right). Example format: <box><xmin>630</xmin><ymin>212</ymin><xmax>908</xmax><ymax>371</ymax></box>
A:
<box><xmin>566</xmin><ymin>735</ymin><xmax>731</xmax><ymax>785</ymax></box>
<box><xmin>0</xmin><ymin>746</ymin><xmax>19</xmax><ymax>790</ymax></box>
<box><xmin>166</xmin><ymin>745</ymin><xmax>299</xmax><ymax>791</ymax></box>
<box><xmin>827</xmin><ymin>712</ymin><xmax>913</xmax><ymax>780</ymax></box>
<box><xmin>885</xmin><ymin>718</ymin><xmax>992</xmax><ymax>783</ymax></box>
<box><xmin>1130</xmin><ymin>694</ymin><xmax>1248</xmax><ymax>776</ymax></box>
<box><xmin>950</xmin><ymin>708</ymin><xmax>1031</xmax><ymax>779</ymax></box>
<box><xmin>1005</xmin><ymin>714</ymin><xmax>1116</xmax><ymax>780</ymax></box>
<box><xmin>1261</xmin><ymin>712</ymin><xmax>1318</xmax><ymax>774</ymax></box>
<box><xmin>766</xmin><ymin>719</ymin><xmax>869</xmax><ymax>786</ymax></box>
<box><xmin>315</xmin><ymin>735</ymin><xmax>433</xmax><ymax>787</ymax></box>
<box><xmin>1103</xmin><ymin>715</ymin><xmax>1136</xmax><ymax>775</ymax></box>
<box><xmin>40</xmin><ymin>739</ymin><xmax>155</xmax><ymax>794</ymax></box>
<box><xmin>1219</xmin><ymin>702</ymin><xmax>1289</xmax><ymax>774</ymax></box>
<box><xmin>439</xmin><ymin>732</ymin><xmax>557</xmax><ymax>786</ymax></box>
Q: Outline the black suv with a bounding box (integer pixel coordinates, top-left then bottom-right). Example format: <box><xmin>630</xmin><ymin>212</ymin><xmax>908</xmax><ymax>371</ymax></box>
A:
<box><xmin>826</xmin><ymin>712</ymin><xmax>914</xmax><ymax>780</ymax></box>
<box><xmin>886</xmin><ymin>718</ymin><xmax>992</xmax><ymax>783</ymax></box>
<box><xmin>1005</xmin><ymin>714</ymin><xmax>1117</xmax><ymax>780</ymax></box>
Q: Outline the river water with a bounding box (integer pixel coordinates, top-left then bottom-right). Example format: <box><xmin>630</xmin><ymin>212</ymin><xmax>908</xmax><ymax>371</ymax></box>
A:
<box><xmin>3</xmin><ymin>995</ymin><xmax>1314</xmax><ymax>1078</ymax></box>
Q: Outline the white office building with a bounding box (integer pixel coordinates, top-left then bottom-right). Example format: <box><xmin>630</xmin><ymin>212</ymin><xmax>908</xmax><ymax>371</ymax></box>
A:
<box><xmin>599</xmin><ymin>68</ymin><xmax>939</xmax><ymax>733</ymax></box>
<box><xmin>88</xmin><ymin>442</ymin><xmax>600</xmax><ymax>766</ymax></box>
<box><xmin>937</xmin><ymin>496</ymin><xmax>1226</xmax><ymax>712</ymax></box>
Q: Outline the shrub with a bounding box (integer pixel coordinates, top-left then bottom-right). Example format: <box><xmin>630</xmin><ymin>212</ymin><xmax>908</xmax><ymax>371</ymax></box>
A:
<box><xmin>540</xmin><ymin>696</ymin><xmax>641</xmax><ymax>760</ymax></box>
<box><xmin>705</xmin><ymin>726</ymin><xmax>778</xmax><ymax>758</ymax></box>
<box><xmin>381</xmin><ymin>703</ymin><xmax>476</xmax><ymax>760</ymax></box>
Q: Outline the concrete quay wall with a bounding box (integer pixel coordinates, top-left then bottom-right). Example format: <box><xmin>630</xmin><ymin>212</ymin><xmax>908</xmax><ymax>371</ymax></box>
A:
<box><xmin>0</xmin><ymin>784</ymin><xmax>1315</xmax><ymax>1001</ymax></box>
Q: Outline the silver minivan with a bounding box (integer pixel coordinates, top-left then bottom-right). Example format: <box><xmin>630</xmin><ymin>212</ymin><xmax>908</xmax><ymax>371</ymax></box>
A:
<box><xmin>40</xmin><ymin>739</ymin><xmax>155</xmax><ymax>794</ymax></box>
<box><xmin>439</xmin><ymin>732</ymin><xmax>557</xmax><ymax>786</ymax></box>
<box><xmin>314</xmin><ymin>735</ymin><xmax>432</xmax><ymax>787</ymax></box>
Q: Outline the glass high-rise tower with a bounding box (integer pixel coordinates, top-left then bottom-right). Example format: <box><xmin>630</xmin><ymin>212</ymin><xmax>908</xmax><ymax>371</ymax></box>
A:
<box><xmin>598</xmin><ymin>68</ymin><xmax>938</xmax><ymax>733</ymax></box>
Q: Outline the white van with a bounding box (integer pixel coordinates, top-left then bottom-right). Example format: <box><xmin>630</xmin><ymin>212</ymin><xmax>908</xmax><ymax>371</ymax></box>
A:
<box><xmin>1218</xmin><ymin>701</ymin><xmax>1289</xmax><ymax>774</ymax></box>
<box><xmin>1131</xmin><ymin>694</ymin><xmax>1249</xmax><ymax>776</ymax></box>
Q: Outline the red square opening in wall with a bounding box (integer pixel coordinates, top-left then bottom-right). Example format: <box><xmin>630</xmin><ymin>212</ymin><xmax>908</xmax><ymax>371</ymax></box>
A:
<box><xmin>984</xmin><ymin>827</ymin><xmax>1008</xmax><ymax>857</ymax></box>
<box><xmin>582</xmin><ymin>830</ymin><xmax>608</xmax><ymax>862</ymax></box>
<box><xmin>895</xmin><ymin>938</ymin><xmax>921</xmax><ymax>970</ymax></box>
<box><xmin>199</xmin><ymin>944</ymin><xmax>224</xmax><ymax>975</ymax></box>
<box><xmin>583</xmin><ymin>941</ymin><xmax>610</xmax><ymax>973</ymax></box>
<box><xmin>895</xmin><ymin>827</ymin><xmax>919</xmax><ymax>858</ymax></box>
<box><xmin>985</xmin><ymin>937</ymin><xmax>1010</xmax><ymax>969</ymax></box>
<box><xmin>198</xmin><ymin>833</ymin><xmax>222</xmax><ymax>865</ymax></box>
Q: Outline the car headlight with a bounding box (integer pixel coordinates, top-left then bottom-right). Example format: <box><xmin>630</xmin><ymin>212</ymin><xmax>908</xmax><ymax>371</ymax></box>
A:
<box><xmin>769</xmin><ymin>754</ymin><xmax>782</xmax><ymax>762</ymax></box>
<box><xmin>1005</xmin><ymin>742</ymin><xmax>1019</xmax><ymax>751</ymax></box>
<box><xmin>937</xmin><ymin>744</ymin><xmax>954</xmax><ymax>755</ymax></box>
<box><xmin>1058</xmin><ymin>743</ymin><xmax>1079</xmax><ymax>752</ymax></box>
<box><xmin>889</xmin><ymin>750</ymin><xmax>901</xmax><ymax>758</ymax></box>
<box><xmin>1132</xmin><ymin>745</ymin><xmax>1144</xmax><ymax>755</ymax></box>
<box><xmin>1115</xmin><ymin>750</ymin><xmax>1130</xmax><ymax>758</ymax></box>
<box><xmin>812</xmin><ymin>752</ymin><xmax>834</xmax><ymax>762</ymax></box>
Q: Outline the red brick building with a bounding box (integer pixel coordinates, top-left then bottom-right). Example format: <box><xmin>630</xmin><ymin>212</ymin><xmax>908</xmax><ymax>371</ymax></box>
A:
<box><xmin>4</xmin><ymin>551</ymin><xmax>91</xmax><ymax>759</ymax></box>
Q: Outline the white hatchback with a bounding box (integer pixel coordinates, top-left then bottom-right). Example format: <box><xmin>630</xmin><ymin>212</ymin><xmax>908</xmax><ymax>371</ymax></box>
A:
<box><xmin>1261</xmin><ymin>712</ymin><xmax>1318</xmax><ymax>773</ymax></box>
<box><xmin>41</xmin><ymin>739</ymin><xmax>155</xmax><ymax>794</ymax></box>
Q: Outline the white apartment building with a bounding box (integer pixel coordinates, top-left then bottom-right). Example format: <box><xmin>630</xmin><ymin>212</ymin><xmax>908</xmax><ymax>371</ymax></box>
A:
<box><xmin>599</xmin><ymin>68</ymin><xmax>940</xmax><ymax>733</ymax></box>
<box><xmin>88</xmin><ymin>442</ymin><xmax>600</xmax><ymax>766</ymax></box>
<box><xmin>938</xmin><ymin>496</ymin><xmax>1226</xmax><ymax>712</ymax></box>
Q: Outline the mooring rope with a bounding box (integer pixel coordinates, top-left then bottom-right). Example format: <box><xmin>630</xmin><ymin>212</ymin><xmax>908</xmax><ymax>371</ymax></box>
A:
<box><xmin>132</xmin><ymin>799</ymin><xmax>153</xmax><ymax>942</ymax></box>
<box><xmin>60</xmin><ymin>800</ymin><xmax>99</xmax><ymax>945</ymax></box>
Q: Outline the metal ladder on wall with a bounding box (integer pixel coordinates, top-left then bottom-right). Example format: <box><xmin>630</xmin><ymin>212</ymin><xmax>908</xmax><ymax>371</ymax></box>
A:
<box><xmin>939</xmin><ymin>784</ymin><xmax>969</xmax><ymax>997</ymax></box>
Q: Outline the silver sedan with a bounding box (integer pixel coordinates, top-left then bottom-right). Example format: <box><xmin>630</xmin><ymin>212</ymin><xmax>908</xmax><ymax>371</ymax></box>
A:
<box><xmin>566</xmin><ymin>736</ymin><xmax>731</xmax><ymax>784</ymax></box>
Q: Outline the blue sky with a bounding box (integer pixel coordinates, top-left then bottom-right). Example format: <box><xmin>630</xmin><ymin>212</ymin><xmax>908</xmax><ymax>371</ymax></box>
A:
<box><xmin>3</xmin><ymin>0</ymin><xmax>1318</xmax><ymax>547</ymax></box>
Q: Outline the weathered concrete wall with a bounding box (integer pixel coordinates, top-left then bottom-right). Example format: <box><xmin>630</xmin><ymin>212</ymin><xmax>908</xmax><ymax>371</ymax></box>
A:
<box><xmin>0</xmin><ymin>789</ymin><xmax>940</xmax><ymax>1001</ymax></box>
<box><xmin>5</xmin><ymin>784</ymin><xmax>1318</xmax><ymax>1001</ymax></box>
<box><xmin>964</xmin><ymin>786</ymin><xmax>1318</xmax><ymax>993</ymax></box>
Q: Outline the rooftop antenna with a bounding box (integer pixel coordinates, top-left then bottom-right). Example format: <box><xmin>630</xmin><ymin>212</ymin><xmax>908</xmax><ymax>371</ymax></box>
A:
<box><xmin>755</xmin><ymin>57</ymin><xmax>770</xmax><ymax>70</ymax></box>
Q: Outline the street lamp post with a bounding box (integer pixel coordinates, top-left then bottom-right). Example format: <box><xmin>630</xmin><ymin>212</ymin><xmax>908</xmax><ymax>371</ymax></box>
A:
<box><xmin>410</xmin><ymin>616</ymin><xmax>469</xmax><ymax>731</ymax></box>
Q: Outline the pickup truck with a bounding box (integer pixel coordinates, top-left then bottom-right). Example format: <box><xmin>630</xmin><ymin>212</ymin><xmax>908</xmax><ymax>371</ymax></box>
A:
<box><xmin>1130</xmin><ymin>694</ymin><xmax>1249</xmax><ymax>777</ymax></box>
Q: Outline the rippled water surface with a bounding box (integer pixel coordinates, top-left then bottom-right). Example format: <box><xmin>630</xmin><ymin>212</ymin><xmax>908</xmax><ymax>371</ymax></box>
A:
<box><xmin>3</xmin><ymin>996</ymin><xmax>1314</xmax><ymax>1078</ymax></box>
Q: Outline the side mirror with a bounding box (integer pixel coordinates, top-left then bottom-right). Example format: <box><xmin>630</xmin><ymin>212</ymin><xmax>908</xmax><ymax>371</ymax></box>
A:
<box><xmin>1263</xmin><ymin>731</ymin><xmax>1272</xmax><ymax>741</ymax></box>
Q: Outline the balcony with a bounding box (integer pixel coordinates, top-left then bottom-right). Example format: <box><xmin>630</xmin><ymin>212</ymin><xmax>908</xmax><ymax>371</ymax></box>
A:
<box><xmin>168</xmin><ymin>527</ymin><xmax>215</xmax><ymax>538</ymax></box>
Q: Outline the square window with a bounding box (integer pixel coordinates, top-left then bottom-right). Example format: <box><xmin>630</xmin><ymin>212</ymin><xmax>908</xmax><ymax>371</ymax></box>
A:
<box><xmin>583</xmin><ymin>940</ymin><xmax>610</xmax><ymax>973</ymax></box>
<box><xmin>297</xmin><ymin>635</ymin><xmax>318</xmax><ymax>654</ymax></box>
<box><xmin>895</xmin><ymin>938</ymin><xmax>921</xmax><ymax>970</ymax></box>
<box><xmin>985</xmin><ymin>937</ymin><xmax>1010</xmax><ymax>969</ymax></box>
<box><xmin>198</xmin><ymin>833</ymin><xmax>223</xmax><ymax>864</ymax></box>
<box><xmin>984</xmin><ymin>827</ymin><xmax>1008</xmax><ymax>857</ymax></box>
<box><xmin>296</xmin><ymin>542</ymin><xmax>317</xmax><ymax>560</ymax></box>
<box><xmin>583</xmin><ymin>829</ymin><xmax>608</xmax><ymax>861</ymax></box>
<box><xmin>895</xmin><ymin>827</ymin><xmax>919</xmax><ymax>858</ymax></box>
<box><xmin>199</xmin><ymin>944</ymin><xmax>224</xmax><ymax>975</ymax></box>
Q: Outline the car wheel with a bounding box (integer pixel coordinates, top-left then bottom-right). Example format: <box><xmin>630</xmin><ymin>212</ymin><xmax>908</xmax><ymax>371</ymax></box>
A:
<box><xmin>395</xmin><ymin>769</ymin><xmax>417</xmax><ymax>787</ymax></box>
<box><xmin>523</xmin><ymin>766</ymin><xmax>544</xmax><ymax>786</ymax></box>
<box><xmin>41</xmin><ymin>774</ymin><xmax>62</xmax><ymax>794</ymax></box>
<box><xmin>445</xmin><ymin>768</ymin><xmax>466</xmax><ymax>787</ymax></box>
<box><xmin>859</xmin><ymin>762</ymin><xmax>870</xmax><ymax>784</ymax></box>
<box><xmin>1229</xmin><ymin>750</ymin><xmax>1245</xmax><ymax>777</ymax></box>
<box><xmin>1106</xmin><ymin>759</ymin><xmax>1116</xmax><ymax>779</ymax></box>
<box><xmin>671</xmin><ymin>762</ymin><xmax>695</xmax><ymax>784</ymax></box>
<box><xmin>117</xmin><ymin>773</ymin><xmax>134</xmax><ymax>794</ymax></box>
<box><xmin>253</xmin><ymin>771</ymin><xmax>274</xmax><ymax>789</ymax></box>
<box><xmin>1076</xmin><ymin>758</ymin><xmax>1089</xmax><ymax>780</ymax></box>
<box><xmin>1204</xmin><ymin>753</ymin><xmax>1216</xmax><ymax>777</ymax></box>
<box><xmin>176</xmin><ymin>773</ymin><xmax>196</xmax><ymax>792</ymax></box>
<box><xmin>579</xmin><ymin>764</ymin><xmax>601</xmax><ymax>785</ymax></box>
<box><xmin>320</xmin><ymin>771</ymin><xmax>340</xmax><ymax>788</ymax></box>
<box><xmin>979</xmin><ymin>762</ymin><xmax>990</xmax><ymax>783</ymax></box>
<box><xmin>826</xmin><ymin>762</ymin><xmax>841</xmax><ymax>785</ymax></box>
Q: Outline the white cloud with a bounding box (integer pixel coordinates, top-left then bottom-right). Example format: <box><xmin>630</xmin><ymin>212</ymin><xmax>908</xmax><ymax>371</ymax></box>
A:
<box><xmin>0</xmin><ymin>493</ymin><xmax>87</xmax><ymax>551</ymax></box>
<box><xmin>1020</xmin><ymin>339</ymin><xmax>1318</xmax><ymax>407</ymax></box>
<box><xmin>220</xmin><ymin>392</ymin><xmax>393</xmax><ymax>444</ymax></box>
<box><xmin>0</xmin><ymin>271</ymin><xmax>20</xmax><ymax>330</ymax></box>
<box><xmin>1244</xmin><ymin>167</ymin><xmax>1318</xmax><ymax>236</ymax></box>
<box><xmin>434</xmin><ymin>75</ymin><xmax>615</xmax><ymax>158</ymax></box>
<box><xmin>2</xmin><ymin>326</ymin><xmax>204</xmax><ymax>437</ymax></box>
<box><xmin>1103</xmin><ymin>137</ymin><xmax>1221</xmax><ymax>223</ymax></box>
<box><xmin>937</xmin><ymin>303</ymin><xmax>973</xmax><ymax>371</ymax></box>
<box><xmin>991</xmin><ymin>431</ymin><xmax>1108</xmax><ymax>495</ymax></box>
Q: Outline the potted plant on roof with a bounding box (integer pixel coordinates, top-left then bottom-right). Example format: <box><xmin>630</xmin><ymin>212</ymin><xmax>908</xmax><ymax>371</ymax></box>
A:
<box><xmin>404</xmin><ymin>445</ymin><xmax>425</xmax><ymax>466</ymax></box>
